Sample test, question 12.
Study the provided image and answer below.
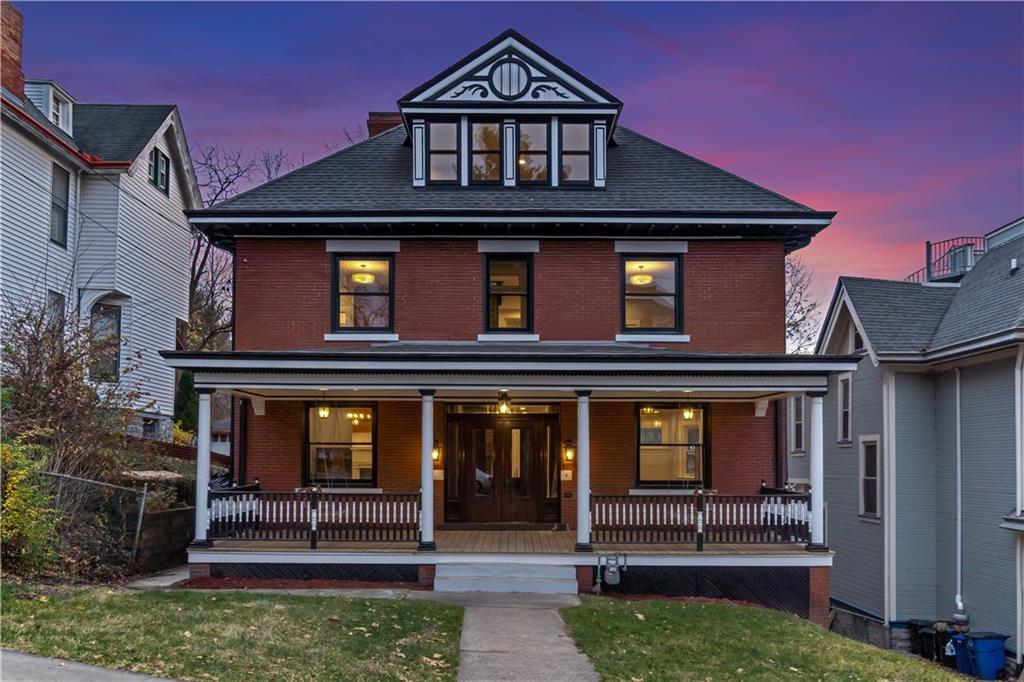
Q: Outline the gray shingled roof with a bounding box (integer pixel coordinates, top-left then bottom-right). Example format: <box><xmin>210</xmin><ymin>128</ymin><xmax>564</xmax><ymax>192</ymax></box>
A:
<box><xmin>206</xmin><ymin>125</ymin><xmax>815</xmax><ymax>214</ymax></box>
<box><xmin>72</xmin><ymin>104</ymin><xmax>174</xmax><ymax>160</ymax></box>
<box><xmin>929</xmin><ymin>235</ymin><xmax>1024</xmax><ymax>349</ymax></box>
<box><xmin>840</xmin><ymin>277</ymin><xmax>957</xmax><ymax>353</ymax></box>
<box><xmin>839</xmin><ymin>234</ymin><xmax>1024</xmax><ymax>355</ymax></box>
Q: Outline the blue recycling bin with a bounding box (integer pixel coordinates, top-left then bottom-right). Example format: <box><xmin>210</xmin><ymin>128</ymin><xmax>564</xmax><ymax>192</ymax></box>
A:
<box><xmin>951</xmin><ymin>634</ymin><xmax>971</xmax><ymax>674</ymax></box>
<box><xmin>965</xmin><ymin>632</ymin><xmax>1009</xmax><ymax>680</ymax></box>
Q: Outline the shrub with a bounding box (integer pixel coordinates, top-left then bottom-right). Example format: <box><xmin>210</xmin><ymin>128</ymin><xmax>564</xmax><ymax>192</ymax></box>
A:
<box><xmin>1</xmin><ymin>443</ymin><xmax>58</xmax><ymax>575</ymax></box>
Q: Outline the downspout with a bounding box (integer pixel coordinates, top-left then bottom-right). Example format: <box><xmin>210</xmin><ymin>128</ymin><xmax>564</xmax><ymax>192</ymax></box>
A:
<box><xmin>953</xmin><ymin>367</ymin><xmax>968</xmax><ymax>624</ymax></box>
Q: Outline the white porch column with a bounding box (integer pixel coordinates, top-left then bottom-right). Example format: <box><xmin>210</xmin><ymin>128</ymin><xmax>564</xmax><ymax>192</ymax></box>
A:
<box><xmin>419</xmin><ymin>390</ymin><xmax>436</xmax><ymax>551</ymax></box>
<box><xmin>808</xmin><ymin>391</ymin><xmax>827</xmax><ymax>550</ymax></box>
<box><xmin>193</xmin><ymin>389</ymin><xmax>213</xmax><ymax>545</ymax></box>
<box><xmin>575</xmin><ymin>390</ymin><xmax>592</xmax><ymax>552</ymax></box>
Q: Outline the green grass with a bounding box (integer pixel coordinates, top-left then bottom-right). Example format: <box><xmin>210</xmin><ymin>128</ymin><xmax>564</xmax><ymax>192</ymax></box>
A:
<box><xmin>1</xmin><ymin>585</ymin><xmax>462</xmax><ymax>681</ymax></box>
<box><xmin>563</xmin><ymin>596</ymin><xmax>960</xmax><ymax>681</ymax></box>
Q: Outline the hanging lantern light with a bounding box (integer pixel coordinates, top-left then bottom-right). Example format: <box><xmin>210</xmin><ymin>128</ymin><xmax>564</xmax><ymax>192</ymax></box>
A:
<box><xmin>497</xmin><ymin>390</ymin><xmax>512</xmax><ymax>414</ymax></box>
<box><xmin>317</xmin><ymin>390</ymin><xmax>331</xmax><ymax>419</ymax></box>
<box><xmin>682</xmin><ymin>407</ymin><xmax>695</xmax><ymax>420</ymax></box>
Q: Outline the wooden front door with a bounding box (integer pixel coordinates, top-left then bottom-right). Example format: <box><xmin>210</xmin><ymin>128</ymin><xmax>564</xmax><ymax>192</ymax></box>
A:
<box><xmin>447</xmin><ymin>415</ymin><xmax>557</xmax><ymax>524</ymax></box>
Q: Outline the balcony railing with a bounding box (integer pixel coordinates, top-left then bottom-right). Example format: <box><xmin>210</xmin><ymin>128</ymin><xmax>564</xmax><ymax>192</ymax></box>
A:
<box><xmin>591</xmin><ymin>492</ymin><xmax>810</xmax><ymax>547</ymax></box>
<box><xmin>208</xmin><ymin>489</ymin><xmax>421</xmax><ymax>546</ymax></box>
<box><xmin>905</xmin><ymin>236</ymin><xmax>986</xmax><ymax>283</ymax></box>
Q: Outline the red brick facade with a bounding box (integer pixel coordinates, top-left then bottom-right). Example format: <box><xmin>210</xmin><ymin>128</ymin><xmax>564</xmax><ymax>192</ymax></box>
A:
<box><xmin>233</xmin><ymin>238</ymin><xmax>784</xmax><ymax>351</ymax></box>
<box><xmin>1</xmin><ymin>1</ymin><xmax>24</xmax><ymax>100</ymax></box>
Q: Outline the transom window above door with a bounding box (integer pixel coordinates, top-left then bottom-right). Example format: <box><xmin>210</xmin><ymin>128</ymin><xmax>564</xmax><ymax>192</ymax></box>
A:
<box><xmin>334</xmin><ymin>256</ymin><xmax>393</xmax><ymax>331</ymax></box>
<box><xmin>486</xmin><ymin>255</ymin><xmax>531</xmax><ymax>331</ymax></box>
<box><xmin>621</xmin><ymin>256</ymin><xmax>681</xmax><ymax>332</ymax></box>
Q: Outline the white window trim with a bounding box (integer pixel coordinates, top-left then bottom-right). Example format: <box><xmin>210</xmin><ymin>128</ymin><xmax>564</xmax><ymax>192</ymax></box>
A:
<box><xmin>477</xmin><ymin>239</ymin><xmax>539</xmax><ymax>253</ymax></box>
<box><xmin>789</xmin><ymin>395</ymin><xmax>805</xmax><ymax>455</ymax></box>
<box><xmin>614</xmin><ymin>240</ymin><xmax>688</xmax><ymax>254</ymax></box>
<box><xmin>837</xmin><ymin>372</ymin><xmax>853</xmax><ymax>445</ymax></box>
<box><xmin>326</xmin><ymin>240</ymin><xmax>400</xmax><ymax>253</ymax></box>
<box><xmin>859</xmin><ymin>434</ymin><xmax>881</xmax><ymax>519</ymax></box>
<box><xmin>615</xmin><ymin>333</ymin><xmax>690</xmax><ymax>343</ymax></box>
<box><xmin>477</xmin><ymin>333</ymin><xmax>540</xmax><ymax>342</ymax></box>
<box><xmin>324</xmin><ymin>333</ymin><xmax>399</xmax><ymax>342</ymax></box>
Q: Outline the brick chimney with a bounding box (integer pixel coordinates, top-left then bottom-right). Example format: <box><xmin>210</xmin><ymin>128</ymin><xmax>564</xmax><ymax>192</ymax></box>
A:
<box><xmin>367</xmin><ymin>111</ymin><xmax>402</xmax><ymax>137</ymax></box>
<box><xmin>1</xmin><ymin>1</ymin><xmax>24</xmax><ymax>99</ymax></box>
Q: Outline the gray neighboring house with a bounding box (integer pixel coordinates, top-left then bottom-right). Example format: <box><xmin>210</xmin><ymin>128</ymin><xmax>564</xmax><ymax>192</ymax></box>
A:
<box><xmin>811</xmin><ymin>216</ymin><xmax>1024</xmax><ymax>668</ymax></box>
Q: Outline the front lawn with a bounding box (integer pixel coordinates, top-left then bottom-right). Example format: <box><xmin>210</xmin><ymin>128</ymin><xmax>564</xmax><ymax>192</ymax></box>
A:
<box><xmin>1</xmin><ymin>585</ymin><xmax>462</xmax><ymax>681</ymax></box>
<box><xmin>563</xmin><ymin>596</ymin><xmax>958</xmax><ymax>681</ymax></box>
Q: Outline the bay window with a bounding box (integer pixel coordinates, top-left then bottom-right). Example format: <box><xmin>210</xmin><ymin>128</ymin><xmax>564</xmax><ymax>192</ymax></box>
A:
<box><xmin>638</xmin><ymin>405</ymin><xmax>705</xmax><ymax>486</ymax></box>
<box><xmin>308</xmin><ymin>404</ymin><xmax>375</xmax><ymax>487</ymax></box>
<box><xmin>334</xmin><ymin>256</ymin><xmax>393</xmax><ymax>331</ymax></box>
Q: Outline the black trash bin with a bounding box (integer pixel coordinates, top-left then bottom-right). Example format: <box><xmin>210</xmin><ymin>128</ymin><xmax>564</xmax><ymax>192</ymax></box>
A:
<box><xmin>934</xmin><ymin>627</ymin><xmax>956</xmax><ymax>667</ymax></box>
<box><xmin>907</xmin><ymin>619</ymin><xmax>933</xmax><ymax>656</ymax></box>
<box><xmin>920</xmin><ymin>627</ymin><xmax>937</xmax><ymax>661</ymax></box>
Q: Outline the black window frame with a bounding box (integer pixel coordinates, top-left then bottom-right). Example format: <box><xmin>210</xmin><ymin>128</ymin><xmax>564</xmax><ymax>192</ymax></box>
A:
<box><xmin>635</xmin><ymin>403</ymin><xmax>711</xmax><ymax>488</ymax></box>
<box><xmin>303</xmin><ymin>401</ymin><xmax>378</xmax><ymax>488</ymax></box>
<box><xmin>49</xmin><ymin>163</ymin><xmax>69</xmax><ymax>247</ymax></box>
<box><xmin>516</xmin><ymin>119</ymin><xmax>550</xmax><ymax>186</ymax></box>
<box><xmin>468</xmin><ymin>120</ymin><xmax>503</xmax><ymax>186</ymax></box>
<box><xmin>484</xmin><ymin>254</ymin><xmax>533</xmax><ymax>333</ymax></box>
<box><xmin>558</xmin><ymin>120</ymin><xmax>593</xmax><ymax>186</ymax></box>
<box><xmin>426</xmin><ymin>120</ymin><xmax>461</xmax><ymax>185</ymax></box>
<box><xmin>332</xmin><ymin>254</ymin><xmax>395</xmax><ymax>333</ymax></box>
<box><xmin>619</xmin><ymin>254</ymin><xmax>683</xmax><ymax>334</ymax></box>
<box><xmin>89</xmin><ymin>301</ymin><xmax>121</xmax><ymax>383</ymax></box>
<box><xmin>148</xmin><ymin>147</ymin><xmax>170</xmax><ymax>195</ymax></box>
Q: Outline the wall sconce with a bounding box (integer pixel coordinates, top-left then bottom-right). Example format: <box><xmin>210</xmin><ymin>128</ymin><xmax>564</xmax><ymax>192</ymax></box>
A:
<box><xmin>563</xmin><ymin>439</ymin><xmax>575</xmax><ymax>463</ymax></box>
<box><xmin>431</xmin><ymin>440</ymin><xmax>441</xmax><ymax>462</ymax></box>
<box><xmin>497</xmin><ymin>390</ymin><xmax>511</xmax><ymax>414</ymax></box>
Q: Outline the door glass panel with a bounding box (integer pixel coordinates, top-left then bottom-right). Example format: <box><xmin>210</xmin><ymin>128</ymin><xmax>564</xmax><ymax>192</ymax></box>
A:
<box><xmin>472</xmin><ymin>428</ymin><xmax>496</xmax><ymax>498</ymax></box>
<box><xmin>509</xmin><ymin>428</ymin><xmax>532</xmax><ymax>499</ymax></box>
<box><xmin>445</xmin><ymin>422</ymin><xmax>461</xmax><ymax>500</ymax></box>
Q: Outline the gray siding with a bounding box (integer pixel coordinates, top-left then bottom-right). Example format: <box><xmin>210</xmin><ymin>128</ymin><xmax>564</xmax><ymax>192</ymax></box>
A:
<box><xmin>933</xmin><ymin>370</ymin><xmax>958</xmax><ymax>622</ymax></box>
<box><xmin>825</xmin><ymin>353</ymin><xmax>886</xmax><ymax>618</ymax></box>
<box><xmin>959</xmin><ymin>357</ymin><xmax>1017</xmax><ymax>651</ymax></box>
<box><xmin>894</xmin><ymin>372</ymin><xmax>938</xmax><ymax>620</ymax></box>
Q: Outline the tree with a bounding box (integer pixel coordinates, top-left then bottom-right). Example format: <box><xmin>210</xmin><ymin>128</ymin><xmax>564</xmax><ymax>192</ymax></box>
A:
<box><xmin>785</xmin><ymin>255</ymin><xmax>821</xmax><ymax>354</ymax></box>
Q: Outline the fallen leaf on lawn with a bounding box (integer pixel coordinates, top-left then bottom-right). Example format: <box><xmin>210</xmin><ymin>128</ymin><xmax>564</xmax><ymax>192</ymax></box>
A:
<box><xmin>328</xmin><ymin>615</ymin><xmax>341</xmax><ymax>622</ymax></box>
<box><xmin>788</xmin><ymin>667</ymin><xmax>800</xmax><ymax>672</ymax></box>
<box><xmin>183</xmin><ymin>631</ymin><xmax>193</xmax><ymax>638</ymax></box>
<box><xmin>634</xmin><ymin>613</ymin><xmax>645</xmax><ymax>621</ymax></box>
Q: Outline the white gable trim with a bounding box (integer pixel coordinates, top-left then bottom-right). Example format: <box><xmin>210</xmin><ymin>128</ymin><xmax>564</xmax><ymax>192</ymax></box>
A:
<box><xmin>818</xmin><ymin>288</ymin><xmax>879</xmax><ymax>366</ymax></box>
<box><xmin>130</xmin><ymin>109</ymin><xmax>202</xmax><ymax>210</ymax></box>
<box><xmin>412</xmin><ymin>36</ymin><xmax>611</xmax><ymax>104</ymax></box>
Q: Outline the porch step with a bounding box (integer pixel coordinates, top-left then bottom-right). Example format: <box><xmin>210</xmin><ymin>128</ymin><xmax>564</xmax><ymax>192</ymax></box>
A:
<box><xmin>434</xmin><ymin>563</ymin><xmax>579</xmax><ymax>595</ymax></box>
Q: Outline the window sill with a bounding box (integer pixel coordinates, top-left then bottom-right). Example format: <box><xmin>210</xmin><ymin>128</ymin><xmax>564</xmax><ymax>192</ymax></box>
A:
<box><xmin>477</xmin><ymin>333</ymin><xmax>540</xmax><ymax>342</ymax></box>
<box><xmin>628</xmin><ymin>488</ymin><xmax>699</xmax><ymax>496</ymax></box>
<box><xmin>858</xmin><ymin>514</ymin><xmax>881</xmax><ymax>524</ymax></box>
<box><xmin>790</xmin><ymin>450</ymin><xmax>806</xmax><ymax>457</ymax></box>
<box><xmin>615</xmin><ymin>333</ymin><xmax>690</xmax><ymax>343</ymax></box>
<box><xmin>324</xmin><ymin>333</ymin><xmax>399</xmax><ymax>342</ymax></box>
<box><xmin>837</xmin><ymin>440</ymin><xmax>853</xmax><ymax>448</ymax></box>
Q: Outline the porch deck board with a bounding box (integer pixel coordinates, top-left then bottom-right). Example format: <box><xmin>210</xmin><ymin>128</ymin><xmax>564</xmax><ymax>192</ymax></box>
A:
<box><xmin>208</xmin><ymin>530</ymin><xmax>807</xmax><ymax>555</ymax></box>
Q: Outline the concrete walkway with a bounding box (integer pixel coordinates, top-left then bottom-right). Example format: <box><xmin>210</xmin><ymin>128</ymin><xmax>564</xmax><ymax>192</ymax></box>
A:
<box><xmin>1</xmin><ymin>651</ymin><xmax>172</xmax><ymax>682</ymax></box>
<box><xmin>453</xmin><ymin>593</ymin><xmax>598</xmax><ymax>682</ymax></box>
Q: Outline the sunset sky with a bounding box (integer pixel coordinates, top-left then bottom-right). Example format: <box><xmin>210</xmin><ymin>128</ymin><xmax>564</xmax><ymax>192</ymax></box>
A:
<box><xmin>18</xmin><ymin>1</ymin><xmax>1024</xmax><ymax>309</ymax></box>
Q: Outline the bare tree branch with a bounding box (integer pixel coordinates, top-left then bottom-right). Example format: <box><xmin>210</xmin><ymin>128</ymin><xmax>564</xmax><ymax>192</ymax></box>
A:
<box><xmin>785</xmin><ymin>255</ymin><xmax>821</xmax><ymax>354</ymax></box>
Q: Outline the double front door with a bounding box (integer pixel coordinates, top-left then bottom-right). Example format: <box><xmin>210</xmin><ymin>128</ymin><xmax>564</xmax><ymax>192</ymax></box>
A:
<box><xmin>445</xmin><ymin>415</ymin><xmax>559</xmax><ymax>524</ymax></box>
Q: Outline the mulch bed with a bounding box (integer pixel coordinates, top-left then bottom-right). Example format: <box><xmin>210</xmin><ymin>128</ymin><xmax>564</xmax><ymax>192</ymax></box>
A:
<box><xmin>180</xmin><ymin>576</ymin><xmax>431</xmax><ymax>591</ymax></box>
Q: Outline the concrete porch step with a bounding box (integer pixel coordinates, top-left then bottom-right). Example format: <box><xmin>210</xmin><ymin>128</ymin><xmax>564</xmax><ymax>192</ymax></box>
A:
<box><xmin>434</xmin><ymin>563</ymin><xmax>579</xmax><ymax>595</ymax></box>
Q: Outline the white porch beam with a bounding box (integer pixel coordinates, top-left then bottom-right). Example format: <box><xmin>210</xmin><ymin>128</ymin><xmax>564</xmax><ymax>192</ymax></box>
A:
<box><xmin>808</xmin><ymin>392</ymin><xmax>827</xmax><ymax>550</ymax></box>
<box><xmin>193</xmin><ymin>389</ymin><xmax>213</xmax><ymax>545</ymax></box>
<box><xmin>575</xmin><ymin>390</ymin><xmax>592</xmax><ymax>552</ymax></box>
<box><xmin>419</xmin><ymin>390</ymin><xmax>436</xmax><ymax>551</ymax></box>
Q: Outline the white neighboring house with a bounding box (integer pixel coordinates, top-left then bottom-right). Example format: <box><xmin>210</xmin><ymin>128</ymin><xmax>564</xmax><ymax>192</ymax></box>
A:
<box><xmin>0</xmin><ymin>3</ymin><xmax>200</xmax><ymax>440</ymax></box>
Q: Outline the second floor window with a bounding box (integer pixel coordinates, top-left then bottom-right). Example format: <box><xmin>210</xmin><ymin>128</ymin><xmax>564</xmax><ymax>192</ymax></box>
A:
<box><xmin>486</xmin><ymin>256</ymin><xmax>531</xmax><ymax>331</ymax></box>
<box><xmin>50</xmin><ymin>164</ymin><xmax>69</xmax><ymax>247</ymax></box>
<box><xmin>621</xmin><ymin>256</ymin><xmax>680</xmax><ymax>332</ymax></box>
<box><xmin>471</xmin><ymin>122</ymin><xmax>501</xmax><ymax>183</ymax></box>
<box><xmin>149</xmin><ymin>148</ymin><xmax>170</xmax><ymax>194</ymax></box>
<box><xmin>334</xmin><ymin>256</ymin><xmax>393</xmax><ymax>331</ymax></box>
<box><xmin>518</xmin><ymin>122</ymin><xmax>548</xmax><ymax>183</ymax></box>
<box><xmin>838</xmin><ymin>374</ymin><xmax>852</xmax><ymax>442</ymax></box>
<box><xmin>428</xmin><ymin>122</ymin><xmax>459</xmax><ymax>183</ymax></box>
<box><xmin>560</xmin><ymin>122</ymin><xmax>591</xmax><ymax>183</ymax></box>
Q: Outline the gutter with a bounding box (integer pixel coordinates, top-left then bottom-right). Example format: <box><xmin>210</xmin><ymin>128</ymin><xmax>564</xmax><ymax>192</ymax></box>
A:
<box><xmin>876</xmin><ymin>329</ymin><xmax>1024</xmax><ymax>364</ymax></box>
<box><xmin>953</xmin><ymin>368</ymin><xmax>968</xmax><ymax>623</ymax></box>
<box><xmin>1</xmin><ymin>95</ymin><xmax>132</xmax><ymax>170</ymax></box>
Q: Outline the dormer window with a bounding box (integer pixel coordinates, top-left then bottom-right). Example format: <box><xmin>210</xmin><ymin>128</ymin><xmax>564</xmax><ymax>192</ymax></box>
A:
<box><xmin>51</xmin><ymin>98</ymin><xmax>63</xmax><ymax>127</ymax></box>
<box><xmin>428</xmin><ymin>122</ymin><xmax>459</xmax><ymax>183</ymax></box>
<box><xmin>148</xmin><ymin>148</ymin><xmax>170</xmax><ymax>194</ymax></box>
<box><xmin>471</xmin><ymin>122</ymin><xmax>501</xmax><ymax>184</ymax></box>
<box><xmin>559</xmin><ymin>122</ymin><xmax>591</xmax><ymax>183</ymax></box>
<box><xmin>517</xmin><ymin>122</ymin><xmax>549</xmax><ymax>184</ymax></box>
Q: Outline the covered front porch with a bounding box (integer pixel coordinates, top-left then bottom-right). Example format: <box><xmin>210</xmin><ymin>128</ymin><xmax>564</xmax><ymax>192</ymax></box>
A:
<box><xmin>164</xmin><ymin>343</ymin><xmax>854</xmax><ymax>560</ymax></box>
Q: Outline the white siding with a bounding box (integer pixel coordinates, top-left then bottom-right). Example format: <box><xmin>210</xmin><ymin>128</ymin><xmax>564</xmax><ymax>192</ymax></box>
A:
<box><xmin>109</xmin><ymin>130</ymin><xmax>191</xmax><ymax>420</ymax></box>
<box><xmin>76</xmin><ymin>174</ymin><xmax>119</xmax><ymax>290</ymax></box>
<box><xmin>23</xmin><ymin>82</ymin><xmax>49</xmax><ymax>117</ymax></box>
<box><xmin>0</xmin><ymin>124</ymin><xmax>80</xmax><ymax>311</ymax></box>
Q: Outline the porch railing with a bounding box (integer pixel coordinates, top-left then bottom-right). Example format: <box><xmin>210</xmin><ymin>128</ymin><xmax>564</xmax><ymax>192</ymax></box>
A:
<box><xmin>591</xmin><ymin>492</ymin><xmax>810</xmax><ymax>548</ymax></box>
<box><xmin>208</xmin><ymin>489</ymin><xmax>421</xmax><ymax>547</ymax></box>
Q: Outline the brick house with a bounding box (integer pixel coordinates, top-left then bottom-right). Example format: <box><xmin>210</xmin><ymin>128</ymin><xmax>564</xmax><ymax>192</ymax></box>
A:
<box><xmin>164</xmin><ymin>30</ymin><xmax>855</xmax><ymax>622</ymax></box>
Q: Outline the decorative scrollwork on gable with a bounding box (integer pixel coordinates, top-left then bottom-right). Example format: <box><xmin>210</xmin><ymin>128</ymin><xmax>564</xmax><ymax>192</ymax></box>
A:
<box><xmin>450</xmin><ymin>83</ymin><xmax>489</xmax><ymax>99</ymax></box>
<box><xmin>531</xmin><ymin>84</ymin><xmax>570</xmax><ymax>100</ymax></box>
